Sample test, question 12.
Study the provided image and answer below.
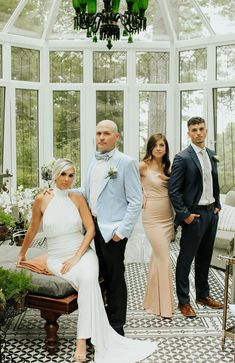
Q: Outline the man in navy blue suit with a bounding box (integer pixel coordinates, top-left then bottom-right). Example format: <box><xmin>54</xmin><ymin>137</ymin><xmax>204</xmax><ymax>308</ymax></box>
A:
<box><xmin>169</xmin><ymin>116</ymin><xmax>223</xmax><ymax>317</ymax></box>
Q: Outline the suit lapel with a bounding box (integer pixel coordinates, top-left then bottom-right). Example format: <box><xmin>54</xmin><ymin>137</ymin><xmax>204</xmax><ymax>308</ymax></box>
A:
<box><xmin>98</xmin><ymin>149</ymin><xmax>122</xmax><ymax>197</ymax></box>
<box><xmin>188</xmin><ymin>145</ymin><xmax>203</xmax><ymax>176</ymax></box>
<box><xmin>206</xmin><ymin>148</ymin><xmax>216</xmax><ymax>175</ymax></box>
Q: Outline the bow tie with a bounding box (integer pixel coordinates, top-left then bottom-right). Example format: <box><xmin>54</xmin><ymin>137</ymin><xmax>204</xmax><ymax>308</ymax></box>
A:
<box><xmin>95</xmin><ymin>152</ymin><xmax>111</xmax><ymax>161</ymax></box>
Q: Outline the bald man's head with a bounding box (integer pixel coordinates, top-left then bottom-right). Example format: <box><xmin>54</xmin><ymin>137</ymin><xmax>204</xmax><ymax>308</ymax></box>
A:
<box><xmin>97</xmin><ymin>120</ymin><xmax>118</xmax><ymax>133</ymax></box>
<box><xmin>96</xmin><ymin>120</ymin><xmax>120</xmax><ymax>153</ymax></box>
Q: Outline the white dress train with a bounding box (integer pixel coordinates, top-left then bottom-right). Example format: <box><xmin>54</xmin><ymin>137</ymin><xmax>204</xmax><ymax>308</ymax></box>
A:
<box><xmin>43</xmin><ymin>186</ymin><xmax>156</xmax><ymax>363</ymax></box>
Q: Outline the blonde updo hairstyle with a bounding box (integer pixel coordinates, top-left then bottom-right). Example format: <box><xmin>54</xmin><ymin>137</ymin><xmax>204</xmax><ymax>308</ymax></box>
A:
<box><xmin>52</xmin><ymin>158</ymin><xmax>76</xmax><ymax>187</ymax></box>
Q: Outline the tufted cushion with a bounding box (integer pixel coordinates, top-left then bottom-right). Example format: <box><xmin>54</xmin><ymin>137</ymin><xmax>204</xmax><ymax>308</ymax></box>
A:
<box><xmin>225</xmin><ymin>191</ymin><xmax>235</xmax><ymax>207</ymax></box>
<box><xmin>213</xmin><ymin>229</ymin><xmax>234</xmax><ymax>250</ymax></box>
<box><xmin>218</xmin><ymin>205</ymin><xmax>235</xmax><ymax>232</ymax></box>
<box><xmin>0</xmin><ymin>245</ymin><xmax>76</xmax><ymax>298</ymax></box>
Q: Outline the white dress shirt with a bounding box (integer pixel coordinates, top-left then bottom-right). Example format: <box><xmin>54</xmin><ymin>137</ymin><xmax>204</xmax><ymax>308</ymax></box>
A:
<box><xmin>191</xmin><ymin>143</ymin><xmax>215</xmax><ymax>205</ymax></box>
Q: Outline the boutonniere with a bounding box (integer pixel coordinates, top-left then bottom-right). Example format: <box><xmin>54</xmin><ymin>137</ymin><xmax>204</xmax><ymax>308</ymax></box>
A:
<box><xmin>212</xmin><ymin>155</ymin><xmax>220</xmax><ymax>163</ymax></box>
<box><xmin>106</xmin><ymin>166</ymin><xmax>118</xmax><ymax>179</ymax></box>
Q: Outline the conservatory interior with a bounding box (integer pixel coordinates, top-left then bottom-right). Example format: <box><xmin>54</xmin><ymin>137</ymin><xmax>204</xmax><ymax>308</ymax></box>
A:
<box><xmin>0</xmin><ymin>0</ymin><xmax>235</xmax><ymax>362</ymax></box>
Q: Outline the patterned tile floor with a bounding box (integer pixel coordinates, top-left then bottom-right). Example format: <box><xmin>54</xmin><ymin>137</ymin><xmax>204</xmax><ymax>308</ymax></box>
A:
<box><xmin>1</xmin><ymin>241</ymin><xmax>235</xmax><ymax>363</ymax></box>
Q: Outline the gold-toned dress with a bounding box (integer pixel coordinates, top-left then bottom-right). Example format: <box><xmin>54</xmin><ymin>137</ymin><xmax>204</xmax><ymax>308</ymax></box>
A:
<box><xmin>141</xmin><ymin>169</ymin><xmax>174</xmax><ymax>318</ymax></box>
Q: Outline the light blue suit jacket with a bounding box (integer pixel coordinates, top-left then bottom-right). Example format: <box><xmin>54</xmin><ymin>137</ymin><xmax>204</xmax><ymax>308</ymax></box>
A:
<box><xmin>78</xmin><ymin>149</ymin><xmax>142</xmax><ymax>242</ymax></box>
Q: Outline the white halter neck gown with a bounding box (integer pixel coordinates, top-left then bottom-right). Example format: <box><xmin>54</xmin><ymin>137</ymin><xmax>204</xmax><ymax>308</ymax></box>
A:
<box><xmin>43</xmin><ymin>186</ymin><xmax>156</xmax><ymax>363</ymax></box>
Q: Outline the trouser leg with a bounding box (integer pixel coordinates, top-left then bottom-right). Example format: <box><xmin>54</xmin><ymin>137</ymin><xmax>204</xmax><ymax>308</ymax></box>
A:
<box><xmin>94</xmin><ymin>222</ymin><xmax>127</xmax><ymax>334</ymax></box>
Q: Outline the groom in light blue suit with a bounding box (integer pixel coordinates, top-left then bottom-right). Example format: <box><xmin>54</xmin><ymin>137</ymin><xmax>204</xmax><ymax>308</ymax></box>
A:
<box><xmin>82</xmin><ymin>120</ymin><xmax>142</xmax><ymax>336</ymax></box>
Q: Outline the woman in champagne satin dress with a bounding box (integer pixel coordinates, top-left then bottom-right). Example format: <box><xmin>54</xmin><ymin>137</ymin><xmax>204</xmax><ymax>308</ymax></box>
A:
<box><xmin>18</xmin><ymin>158</ymin><xmax>156</xmax><ymax>363</ymax></box>
<box><xmin>140</xmin><ymin>134</ymin><xmax>174</xmax><ymax>319</ymax></box>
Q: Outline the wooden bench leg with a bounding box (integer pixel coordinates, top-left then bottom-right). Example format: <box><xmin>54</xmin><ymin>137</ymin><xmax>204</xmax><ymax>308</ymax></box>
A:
<box><xmin>25</xmin><ymin>293</ymin><xmax>78</xmax><ymax>354</ymax></box>
<box><xmin>41</xmin><ymin>310</ymin><xmax>61</xmax><ymax>354</ymax></box>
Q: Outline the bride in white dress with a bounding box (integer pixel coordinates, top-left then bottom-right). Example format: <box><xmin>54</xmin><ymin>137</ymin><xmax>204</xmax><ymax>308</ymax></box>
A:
<box><xmin>17</xmin><ymin>158</ymin><xmax>156</xmax><ymax>363</ymax></box>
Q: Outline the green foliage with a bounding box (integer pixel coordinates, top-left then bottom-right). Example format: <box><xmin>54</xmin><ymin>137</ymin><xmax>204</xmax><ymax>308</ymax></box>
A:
<box><xmin>0</xmin><ymin>267</ymin><xmax>37</xmax><ymax>308</ymax></box>
<box><xmin>0</xmin><ymin>287</ymin><xmax>6</xmax><ymax>306</ymax></box>
<box><xmin>0</xmin><ymin>208</ymin><xmax>16</xmax><ymax>228</ymax></box>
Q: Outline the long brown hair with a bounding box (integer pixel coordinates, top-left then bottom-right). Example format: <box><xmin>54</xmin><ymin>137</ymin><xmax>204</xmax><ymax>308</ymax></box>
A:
<box><xmin>142</xmin><ymin>133</ymin><xmax>171</xmax><ymax>176</ymax></box>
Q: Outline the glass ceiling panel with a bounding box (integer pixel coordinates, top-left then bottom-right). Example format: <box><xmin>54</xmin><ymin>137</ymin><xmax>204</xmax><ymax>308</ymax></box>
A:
<box><xmin>0</xmin><ymin>0</ymin><xmax>21</xmax><ymax>31</ymax></box>
<box><xmin>136</xmin><ymin>0</ymin><xmax>169</xmax><ymax>41</ymax></box>
<box><xmin>50</xmin><ymin>0</ymin><xmax>79</xmax><ymax>40</ymax></box>
<box><xmin>167</xmin><ymin>0</ymin><xmax>210</xmax><ymax>40</ymax></box>
<box><xmin>10</xmin><ymin>0</ymin><xmax>53</xmax><ymax>38</ymax></box>
<box><xmin>196</xmin><ymin>0</ymin><xmax>235</xmax><ymax>35</ymax></box>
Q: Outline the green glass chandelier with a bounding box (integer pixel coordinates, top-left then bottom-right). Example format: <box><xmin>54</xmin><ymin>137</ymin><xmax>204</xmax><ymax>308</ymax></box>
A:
<box><xmin>72</xmin><ymin>0</ymin><xmax>149</xmax><ymax>49</ymax></box>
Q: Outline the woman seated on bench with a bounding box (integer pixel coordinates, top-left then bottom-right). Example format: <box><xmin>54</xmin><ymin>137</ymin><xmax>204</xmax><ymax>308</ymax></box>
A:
<box><xmin>17</xmin><ymin>158</ymin><xmax>156</xmax><ymax>363</ymax></box>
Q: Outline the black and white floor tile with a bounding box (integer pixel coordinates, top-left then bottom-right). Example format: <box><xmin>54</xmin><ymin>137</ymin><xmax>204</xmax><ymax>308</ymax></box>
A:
<box><xmin>1</xmin><ymin>240</ymin><xmax>235</xmax><ymax>363</ymax></box>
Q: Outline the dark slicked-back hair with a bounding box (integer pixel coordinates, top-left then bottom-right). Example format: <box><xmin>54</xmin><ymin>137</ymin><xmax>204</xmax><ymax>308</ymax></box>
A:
<box><xmin>187</xmin><ymin>116</ymin><xmax>206</xmax><ymax>128</ymax></box>
<box><xmin>142</xmin><ymin>133</ymin><xmax>171</xmax><ymax>176</ymax></box>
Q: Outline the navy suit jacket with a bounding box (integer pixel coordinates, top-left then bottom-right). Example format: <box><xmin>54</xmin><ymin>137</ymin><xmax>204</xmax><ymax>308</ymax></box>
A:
<box><xmin>168</xmin><ymin>145</ymin><xmax>221</xmax><ymax>226</ymax></box>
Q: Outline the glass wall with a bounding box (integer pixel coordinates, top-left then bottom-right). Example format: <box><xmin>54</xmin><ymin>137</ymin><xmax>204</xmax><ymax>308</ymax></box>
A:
<box><xmin>137</xmin><ymin>52</ymin><xmax>169</xmax><ymax>159</ymax></box>
<box><xmin>0</xmin><ymin>87</ymin><xmax>5</xmax><ymax>173</ymax></box>
<box><xmin>93</xmin><ymin>52</ymin><xmax>127</xmax><ymax>83</ymax></box>
<box><xmin>11</xmin><ymin>46</ymin><xmax>40</xmax><ymax>187</ymax></box>
<box><xmin>0</xmin><ymin>48</ymin><xmax>3</xmax><ymax>173</ymax></box>
<box><xmin>214</xmin><ymin>87</ymin><xmax>235</xmax><ymax>193</ymax></box>
<box><xmin>0</xmin><ymin>41</ymin><xmax>234</xmax><ymax>192</ymax></box>
<box><xmin>53</xmin><ymin>90</ymin><xmax>81</xmax><ymax>186</ymax></box>
<box><xmin>96</xmin><ymin>90</ymin><xmax>124</xmax><ymax>151</ymax></box>
<box><xmin>216</xmin><ymin>45</ymin><xmax>235</xmax><ymax>81</ymax></box>
<box><xmin>15</xmin><ymin>89</ymin><xmax>39</xmax><ymax>187</ymax></box>
<box><xmin>180</xmin><ymin>90</ymin><xmax>204</xmax><ymax>149</ymax></box>
<box><xmin>50</xmin><ymin>51</ymin><xmax>83</xmax><ymax>83</ymax></box>
<box><xmin>136</xmin><ymin>52</ymin><xmax>169</xmax><ymax>84</ymax></box>
<box><xmin>214</xmin><ymin>44</ymin><xmax>235</xmax><ymax>192</ymax></box>
<box><xmin>179</xmin><ymin>48</ymin><xmax>207</xmax><ymax>148</ymax></box>
<box><xmin>11</xmin><ymin>47</ymin><xmax>40</xmax><ymax>82</ymax></box>
<box><xmin>0</xmin><ymin>45</ymin><xmax>2</xmax><ymax>79</ymax></box>
<box><xmin>139</xmin><ymin>91</ymin><xmax>166</xmax><ymax>160</ymax></box>
<box><xmin>179</xmin><ymin>43</ymin><xmax>235</xmax><ymax>192</ymax></box>
<box><xmin>179</xmin><ymin>48</ymin><xmax>207</xmax><ymax>83</ymax></box>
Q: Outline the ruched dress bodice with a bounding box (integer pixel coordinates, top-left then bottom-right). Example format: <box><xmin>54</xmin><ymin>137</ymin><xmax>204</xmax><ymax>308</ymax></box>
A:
<box><xmin>142</xmin><ymin>170</ymin><xmax>173</xmax><ymax>231</ymax></box>
<box><xmin>43</xmin><ymin>186</ymin><xmax>156</xmax><ymax>362</ymax></box>
<box><xmin>142</xmin><ymin>169</ymin><xmax>169</xmax><ymax>198</ymax></box>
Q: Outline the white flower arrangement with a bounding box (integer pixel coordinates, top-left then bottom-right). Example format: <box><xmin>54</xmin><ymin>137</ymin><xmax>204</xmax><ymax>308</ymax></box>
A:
<box><xmin>106</xmin><ymin>166</ymin><xmax>118</xmax><ymax>179</ymax></box>
<box><xmin>12</xmin><ymin>186</ymin><xmax>41</xmax><ymax>228</ymax></box>
<box><xmin>0</xmin><ymin>191</ymin><xmax>12</xmax><ymax>214</ymax></box>
<box><xmin>0</xmin><ymin>185</ymin><xmax>41</xmax><ymax>229</ymax></box>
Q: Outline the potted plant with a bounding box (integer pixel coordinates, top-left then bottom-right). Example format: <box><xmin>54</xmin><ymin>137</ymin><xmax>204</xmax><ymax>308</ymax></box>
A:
<box><xmin>0</xmin><ymin>267</ymin><xmax>37</xmax><ymax>311</ymax></box>
<box><xmin>0</xmin><ymin>208</ymin><xmax>16</xmax><ymax>241</ymax></box>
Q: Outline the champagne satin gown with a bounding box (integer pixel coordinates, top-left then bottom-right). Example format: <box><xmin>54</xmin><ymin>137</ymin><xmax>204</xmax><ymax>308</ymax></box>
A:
<box><xmin>43</xmin><ymin>186</ymin><xmax>156</xmax><ymax>363</ymax></box>
<box><xmin>141</xmin><ymin>169</ymin><xmax>174</xmax><ymax>318</ymax></box>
